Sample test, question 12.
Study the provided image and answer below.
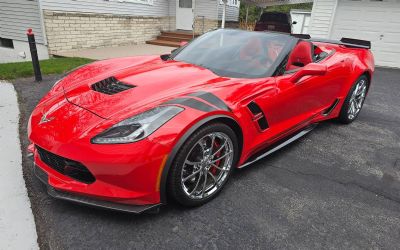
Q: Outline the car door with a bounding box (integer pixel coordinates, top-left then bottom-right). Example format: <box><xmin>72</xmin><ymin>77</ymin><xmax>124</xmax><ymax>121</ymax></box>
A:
<box><xmin>253</xmin><ymin>58</ymin><xmax>345</xmax><ymax>144</ymax></box>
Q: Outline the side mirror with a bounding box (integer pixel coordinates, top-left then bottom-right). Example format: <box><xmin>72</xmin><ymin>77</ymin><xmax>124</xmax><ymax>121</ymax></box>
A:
<box><xmin>179</xmin><ymin>41</ymin><xmax>188</xmax><ymax>47</ymax></box>
<box><xmin>292</xmin><ymin>21</ymin><xmax>297</xmax><ymax>25</ymax></box>
<box><xmin>290</xmin><ymin>63</ymin><xmax>327</xmax><ymax>83</ymax></box>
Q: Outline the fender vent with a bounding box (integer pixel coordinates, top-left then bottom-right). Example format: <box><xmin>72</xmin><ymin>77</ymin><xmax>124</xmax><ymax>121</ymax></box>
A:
<box><xmin>247</xmin><ymin>101</ymin><xmax>269</xmax><ymax>131</ymax></box>
<box><xmin>91</xmin><ymin>76</ymin><xmax>135</xmax><ymax>95</ymax></box>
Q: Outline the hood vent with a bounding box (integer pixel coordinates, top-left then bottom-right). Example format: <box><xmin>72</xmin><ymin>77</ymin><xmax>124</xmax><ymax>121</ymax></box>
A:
<box><xmin>91</xmin><ymin>76</ymin><xmax>135</xmax><ymax>95</ymax></box>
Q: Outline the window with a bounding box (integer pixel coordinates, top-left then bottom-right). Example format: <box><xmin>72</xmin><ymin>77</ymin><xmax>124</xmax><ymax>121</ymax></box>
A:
<box><xmin>0</xmin><ymin>38</ymin><xmax>14</xmax><ymax>49</ymax></box>
<box><xmin>179</xmin><ymin>0</ymin><xmax>192</xmax><ymax>8</ymax></box>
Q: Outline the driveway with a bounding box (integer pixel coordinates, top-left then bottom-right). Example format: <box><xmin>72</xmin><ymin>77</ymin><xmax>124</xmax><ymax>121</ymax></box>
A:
<box><xmin>14</xmin><ymin>67</ymin><xmax>400</xmax><ymax>249</ymax></box>
<box><xmin>56</xmin><ymin>44</ymin><xmax>173</xmax><ymax>60</ymax></box>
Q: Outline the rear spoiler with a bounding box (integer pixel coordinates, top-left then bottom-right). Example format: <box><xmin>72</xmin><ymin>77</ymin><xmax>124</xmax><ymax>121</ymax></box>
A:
<box><xmin>291</xmin><ymin>34</ymin><xmax>371</xmax><ymax>49</ymax></box>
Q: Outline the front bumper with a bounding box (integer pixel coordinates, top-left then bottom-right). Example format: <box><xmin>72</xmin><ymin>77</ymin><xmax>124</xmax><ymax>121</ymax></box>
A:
<box><xmin>33</xmin><ymin>163</ymin><xmax>160</xmax><ymax>214</ymax></box>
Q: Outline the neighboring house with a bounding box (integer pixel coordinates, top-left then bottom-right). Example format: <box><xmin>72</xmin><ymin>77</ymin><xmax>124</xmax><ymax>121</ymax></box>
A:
<box><xmin>0</xmin><ymin>0</ymin><xmax>49</xmax><ymax>63</ymax></box>
<box><xmin>290</xmin><ymin>9</ymin><xmax>311</xmax><ymax>34</ymax></box>
<box><xmin>309</xmin><ymin>0</ymin><xmax>400</xmax><ymax>68</ymax></box>
<box><xmin>0</xmin><ymin>0</ymin><xmax>240</xmax><ymax>63</ymax></box>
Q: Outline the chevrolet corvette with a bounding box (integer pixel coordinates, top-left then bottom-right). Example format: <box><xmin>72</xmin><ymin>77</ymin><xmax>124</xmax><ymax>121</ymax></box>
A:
<box><xmin>29</xmin><ymin>29</ymin><xmax>374</xmax><ymax>213</ymax></box>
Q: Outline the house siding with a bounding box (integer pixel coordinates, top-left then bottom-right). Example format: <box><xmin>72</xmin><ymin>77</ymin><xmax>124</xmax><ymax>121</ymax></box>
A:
<box><xmin>217</xmin><ymin>4</ymin><xmax>239</xmax><ymax>22</ymax></box>
<box><xmin>39</xmin><ymin>0</ymin><xmax>169</xmax><ymax>17</ymax></box>
<box><xmin>0</xmin><ymin>0</ymin><xmax>45</xmax><ymax>44</ymax></box>
<box><xmin>308</xmin><ymin>0</ymin><xmax>337</xmax><ymax>38</ymax></box>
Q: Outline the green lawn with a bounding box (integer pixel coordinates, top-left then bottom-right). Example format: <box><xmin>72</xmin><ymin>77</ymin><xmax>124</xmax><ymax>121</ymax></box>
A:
<box><xmin>0</xmin><ymin>57</ymin><xmax>94</xmax><ymax>80</ymax></box>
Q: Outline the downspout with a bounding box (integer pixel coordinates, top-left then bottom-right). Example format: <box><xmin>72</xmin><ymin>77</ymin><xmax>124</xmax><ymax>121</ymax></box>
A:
<box><xmin>221</xmin><ymin>0</ymin><xmax>227</xmax><ymax>28</ymax></box>
<box><xmin>37</xmin><ymin>0</ymin><xmax>48</xmax><ymax>46</ymax></box>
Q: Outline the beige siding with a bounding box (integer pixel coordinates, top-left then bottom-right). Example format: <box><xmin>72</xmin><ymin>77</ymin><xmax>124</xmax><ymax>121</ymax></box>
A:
<box><xmin>0</xmin><ymin>0</ymin><xmax>44</xmax><ymax>43</ymax></box>
<box><xmin>195</xmin><ymin>0</ymin><xmax>218</xmax><ymax>20</ymax></box>
<box><xmin>308</xmin><ymin>0</ymin><xmax>337</xmax><ymax>38</ymax></box>
<box><xmin>40</xmin><ymin>0</ymin><xmax>169</xmax><ymax>17</ymax></box>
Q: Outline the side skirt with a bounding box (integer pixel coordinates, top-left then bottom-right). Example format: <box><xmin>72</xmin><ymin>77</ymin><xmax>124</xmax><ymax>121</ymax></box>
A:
<box><xmin>238</xmin><ymin>123</ymin><xmax>317</xmax><ymax>169</ymax></box>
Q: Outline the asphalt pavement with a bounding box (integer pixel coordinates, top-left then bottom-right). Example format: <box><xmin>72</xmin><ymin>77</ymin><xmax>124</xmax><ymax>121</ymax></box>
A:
<box><xmin>13</xmin><ymin>67</ymin><xmax>400</xmax><ymax>249</ymax></box>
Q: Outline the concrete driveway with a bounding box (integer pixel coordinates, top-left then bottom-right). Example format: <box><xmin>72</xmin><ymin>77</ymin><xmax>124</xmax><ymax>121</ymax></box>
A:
<box><xmin>13</xmin><ymin>67</ymin><xmax>400</xmax><ymax>249</ymax></box>
<box><xmin>56</xmin><ymin>44</ymin><xmax>173</xmax><ymax>60</ymax></box>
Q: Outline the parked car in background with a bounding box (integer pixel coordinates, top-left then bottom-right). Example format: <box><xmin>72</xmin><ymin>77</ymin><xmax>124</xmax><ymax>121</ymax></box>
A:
<box><xmin>254</xmin><ymin>12</ymin><xmax>296</xmax><ymax>33</ymax></box>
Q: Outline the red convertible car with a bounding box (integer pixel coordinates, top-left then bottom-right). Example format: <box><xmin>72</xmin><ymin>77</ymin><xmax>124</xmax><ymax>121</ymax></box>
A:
<box><xmin>29</xmin><ymin>29</ymin><xmax>374</xmax><ymax>213</ymax></box>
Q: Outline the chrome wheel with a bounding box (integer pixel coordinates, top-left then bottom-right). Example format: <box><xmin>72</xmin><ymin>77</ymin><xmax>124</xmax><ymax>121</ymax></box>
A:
<box><xmin>348</xmin><ymin>78</ymin><xmax>367</xmax><ymax>120</ymax></box>
<box><xmin>180</xmin><ymin>132</ymin><xmax>234</xmax><ymax>200</ymax></box>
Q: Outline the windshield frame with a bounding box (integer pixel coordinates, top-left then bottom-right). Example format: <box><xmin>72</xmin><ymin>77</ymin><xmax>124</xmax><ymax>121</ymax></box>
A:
<box><xmin>170</xmin><ymin>29</ymin><xmax>298</xmax><ymax>79</ymax></box>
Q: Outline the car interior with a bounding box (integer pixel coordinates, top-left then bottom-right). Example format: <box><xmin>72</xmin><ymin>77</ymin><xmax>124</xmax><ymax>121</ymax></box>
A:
<box><xmin>285</xmin><ymin>40</ymin><xmax>330</xmax><ymax>72</ymax></box>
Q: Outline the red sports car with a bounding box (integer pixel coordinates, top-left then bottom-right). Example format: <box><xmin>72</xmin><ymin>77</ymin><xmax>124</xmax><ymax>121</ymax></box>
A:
<box><xmin>29</xmin><ymin>29</ymin><xmax>374</xmax><ymax>213</ymax></box>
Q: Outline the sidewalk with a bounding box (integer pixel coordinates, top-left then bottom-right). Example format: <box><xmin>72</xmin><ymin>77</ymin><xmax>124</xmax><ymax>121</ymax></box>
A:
<box><xmin>56</xmin><ymin>44</ymin><xmax>173</xmax><ymax>60</ymax></box>
<box><xmin>0</xmin><ymin>81</ymin><xmax>38</xmax><ymax>250</ymax></box>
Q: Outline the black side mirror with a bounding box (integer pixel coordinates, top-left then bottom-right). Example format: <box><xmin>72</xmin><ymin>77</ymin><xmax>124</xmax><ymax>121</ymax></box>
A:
<box><xmin>160</xmin><ymin>54</ymin><xmax>171</xmax><ymax>61</ymax></box>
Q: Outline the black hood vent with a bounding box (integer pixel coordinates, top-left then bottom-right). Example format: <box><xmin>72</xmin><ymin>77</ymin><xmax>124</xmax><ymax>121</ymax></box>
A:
<box><xmin>91</xmin><ymin>76</ymin><xmax>135</xmax><ymax>95</ymax></box>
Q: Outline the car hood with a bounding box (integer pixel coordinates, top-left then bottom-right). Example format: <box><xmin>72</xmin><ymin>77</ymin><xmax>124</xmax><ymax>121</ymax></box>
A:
<box><xmin>60</xmin><ymin>56</ymin><xmax>232</xmax><ymax>120</ymax></box>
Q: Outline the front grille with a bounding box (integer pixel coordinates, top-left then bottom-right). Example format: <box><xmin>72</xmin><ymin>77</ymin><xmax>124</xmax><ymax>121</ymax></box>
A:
<box><xmin>91</xmin><ymin>76</ymin><xmax>135</xmax><ymax>95</ymax></box>
<box><xmin>36</xmin><ymin>146</ymin><xmax>95</xmax><ymax>184</ymax></box>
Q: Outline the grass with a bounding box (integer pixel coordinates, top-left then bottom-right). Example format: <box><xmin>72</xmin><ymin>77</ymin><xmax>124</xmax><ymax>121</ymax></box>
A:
<box><xmin>0</xmin><ymin>57</ymin><xmax>94</xmax><ymax>80</ymax></box>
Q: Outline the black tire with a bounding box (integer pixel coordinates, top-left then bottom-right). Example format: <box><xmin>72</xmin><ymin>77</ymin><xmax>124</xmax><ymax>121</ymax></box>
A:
<box><xmin>338</xmin><ymin>75</ymin><xmax>369</xmax><ymax>124</ymax></box>
<box><xmin>167</xmin><ymin>123</ymin><xmax>239</xmax><ymax>207</ymax></box>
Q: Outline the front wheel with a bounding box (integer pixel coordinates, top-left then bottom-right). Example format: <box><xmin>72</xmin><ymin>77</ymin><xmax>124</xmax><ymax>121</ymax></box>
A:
<box><xmin>338</xmin><ymin>75</ymin><xmax>369</xmax><ymax>124</ymax></box>
<box><xmin>167</xmin><ymin>123</ymin><xmax>238</xmax><ymax>207</ymax></box>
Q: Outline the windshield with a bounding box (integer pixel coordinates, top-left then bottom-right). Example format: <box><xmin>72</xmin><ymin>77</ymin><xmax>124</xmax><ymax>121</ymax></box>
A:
<box><xmin>171</xmin><ymin>29</ymin><xmax>296</xmax><ymax>78</ymax></box>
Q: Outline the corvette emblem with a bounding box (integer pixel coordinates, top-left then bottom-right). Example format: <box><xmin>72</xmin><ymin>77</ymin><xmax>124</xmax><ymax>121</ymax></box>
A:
<box><xmin>39</xmin><ymin>113</ymin><xmax>54</xmax><ymax>124</ymax></box>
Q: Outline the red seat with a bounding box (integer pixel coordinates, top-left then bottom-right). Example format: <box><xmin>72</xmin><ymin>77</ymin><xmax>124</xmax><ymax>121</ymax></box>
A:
<box><xmin>286</xmin><ymin>41</ymin><xmax>314</xmax><ymax>71</ymax></box>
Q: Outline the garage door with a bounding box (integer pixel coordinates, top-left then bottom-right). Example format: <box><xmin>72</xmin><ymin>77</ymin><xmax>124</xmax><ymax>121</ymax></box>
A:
<box><xmin>331</xmin><ymin>0</ymin><xmax>400</xmax><ymax>68</ymax></box>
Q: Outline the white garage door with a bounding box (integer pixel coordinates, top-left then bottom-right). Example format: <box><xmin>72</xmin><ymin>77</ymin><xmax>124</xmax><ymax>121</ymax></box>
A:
<box><xmin>331</xmin><ymin>0</ymin><xmax>400</xmax><ymax>68</ymax></box>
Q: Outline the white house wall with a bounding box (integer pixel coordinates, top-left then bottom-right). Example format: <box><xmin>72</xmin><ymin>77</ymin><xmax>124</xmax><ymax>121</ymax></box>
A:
<box><xmin>39</xmin><ymin>0</ymin><xmax>169</xmax><ymax>17</ymax></box>
<box><xmin>217</xmin><ymin>4</ymin><xmax>239</xmax><ymax>21</ymax></box>
<box><xmin>0</xmin><ymin>40</ymin><xmax>49</xmax><ymax>63</ymax></box>
<box><xmin>308</xmin><ymin>0</ymin><xmax>337</xmax><ymax>38</ymax></box>
<box><xmin>195</xmin><ymin>0</ymin><xmax>218</xmax><ymax>20</ymax></box>
<box><xmin>0</xmin><ymin>0</ymin><xmax>45</xmax><ymax>44</ymax></box>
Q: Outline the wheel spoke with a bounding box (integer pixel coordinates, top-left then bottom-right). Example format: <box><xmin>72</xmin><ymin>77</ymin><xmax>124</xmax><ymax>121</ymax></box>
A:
<box><xmin>211</xmin><ymin>163</ymin><xmax>229</xmax><ymax>172</ymax></box>
<box><xmin>209</xmin><ymin>134</ymin><xmax>216</xmax><ymax>156</ymax></box>
<box><xmin>189</xmin><ymin>171</ymin><xmax>203</xmax><ymax>196</ymax></box>
<box><xmin>207</xmin><ymin>171</ymin><xmax>218</xmax><ymax>186</ymax></box>
<box><xmin>185</xmin><ymin>160</ymin><xmax>201</xmax><ymax>166</ymax></box>
<box><xmin>212</xmin><ymin>140</ymin><xmax>226</xmax><ymax>157</ymax></box>
<box><xmin>212</xmin><ymin>151</ymin><xmax>232</xmax><ymax>163</ymax></box>
<box><xmin>201</xmin><ymin>171</ymin><xmax>208</xmax><ymax>198</ymax></box>
<box><xmin>198</xmin><ymin>140</ymin><xmax>207</xmax><ymax>157</ymax></box>
<box><xmin>183</xmin><ymin>168</ymin><xmax>202</xmax><ymax>182</ymax></box>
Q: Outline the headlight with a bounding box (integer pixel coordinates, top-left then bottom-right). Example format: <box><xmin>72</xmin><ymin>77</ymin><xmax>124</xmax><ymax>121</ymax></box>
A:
<box><xmin>91</xmin><ymin>106</ymin><xmax>184</xmax><ymax>144</ymax></box>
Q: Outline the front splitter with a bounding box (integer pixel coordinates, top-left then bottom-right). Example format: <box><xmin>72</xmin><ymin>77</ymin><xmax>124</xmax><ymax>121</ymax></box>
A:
<box><xmin>33</xmin><ymin>164</ymin><xmax>160</xmax><ymax>214</ymax></box>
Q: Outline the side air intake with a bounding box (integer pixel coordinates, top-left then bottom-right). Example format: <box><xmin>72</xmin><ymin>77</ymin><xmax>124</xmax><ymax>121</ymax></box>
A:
<box><xmin>247</xmin><ymin>101</ymin><xmax>269</xmax><ymax>131</ymax></box>
<box><xmin>91</xmin><ymin>76</ymin><xmax>135</xmax><ymax>95</ymax></box>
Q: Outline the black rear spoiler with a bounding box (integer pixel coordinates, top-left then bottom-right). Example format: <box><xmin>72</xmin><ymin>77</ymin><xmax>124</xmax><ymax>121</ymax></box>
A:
<box><xmin>291</xmin><ymin>34</ymin><xmax>371</xmax><ymax>49</ymax></box>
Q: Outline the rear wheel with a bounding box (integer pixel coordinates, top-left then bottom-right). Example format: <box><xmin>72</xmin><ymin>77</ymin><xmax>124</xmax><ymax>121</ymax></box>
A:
<box><xmin>167</xmin><ymin>123</ymin><xmax>238</xmax><ymax>207</ymax></box>
<box><xmin>338</xmin><ymin>75</ymin><xmax>369</xmax><ymax>124</ymax></box>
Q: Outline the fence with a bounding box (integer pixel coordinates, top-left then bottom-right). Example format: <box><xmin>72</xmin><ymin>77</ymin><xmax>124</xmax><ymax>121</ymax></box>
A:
<box><xmin>239</xmin><ymin>21</ymin><xmax>256</xmax><ymax>31</ymax></box>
